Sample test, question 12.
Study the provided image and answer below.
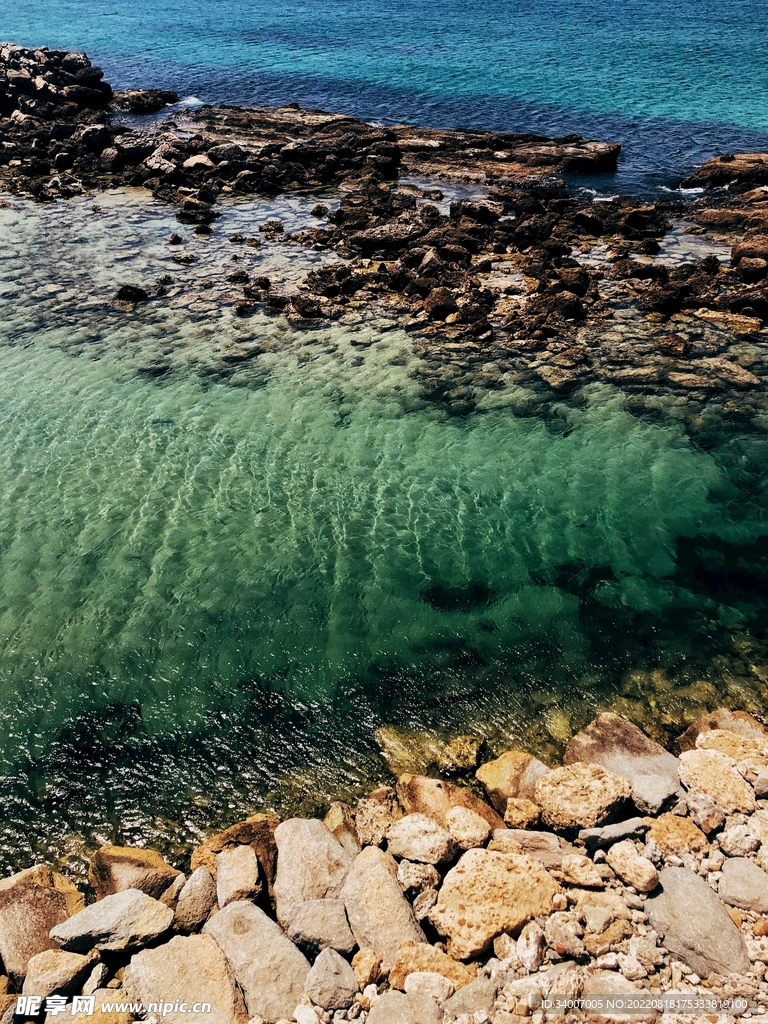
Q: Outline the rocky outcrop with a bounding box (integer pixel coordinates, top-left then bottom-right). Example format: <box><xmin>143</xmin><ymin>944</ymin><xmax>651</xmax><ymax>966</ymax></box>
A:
<box><xmin>396</xmin><ymin>773</ymin><xmax>504</xmax><ymax>830</ymax></box>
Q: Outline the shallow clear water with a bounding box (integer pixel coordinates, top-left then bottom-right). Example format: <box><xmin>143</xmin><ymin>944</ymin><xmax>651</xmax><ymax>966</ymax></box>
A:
<box><xmin>1</xmin><ymin>190</ymin><xmax>768</xmax><ymax>871</ymax></box>
<box><xmin>4</xmin><ymin>0</ymin><xmax>768</xmax><ymax>192</ymax></box>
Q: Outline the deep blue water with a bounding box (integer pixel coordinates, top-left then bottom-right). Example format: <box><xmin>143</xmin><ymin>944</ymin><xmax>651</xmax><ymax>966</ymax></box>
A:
<box><xmin>3</xmin><ymin>0</ymin><xmax>768</xmax><ymax>191</ymax></box>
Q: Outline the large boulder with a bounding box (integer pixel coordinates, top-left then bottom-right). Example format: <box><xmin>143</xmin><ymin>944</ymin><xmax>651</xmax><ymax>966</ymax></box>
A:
<box><xmin>678</xmin><ymin>748</ymin><xmax>755</xmax><ymax>813</ymax></box>
<box><xmin>475</xmin><ymin>750</ymin><xmax>549</xmax><ymax>812</ymax></box>
<box><xmin>124</xmin><ymin>934</ymin><xmax>247</xmax><ymax>1024</ymax></box>
<box><xmin>273</xmin><ymin>818</ymin><xmax>353</xmax><ymax>927</ymax></box>
<box><xmin>605</xmin><ymin>841</ymin><xmax>658</xmax><ymax>892</ymax></box>
<box><xmin>190</xmin><ymin>813</ymin><xmax>278</xmax><ymax>900</ymax></box>
<box><xmin>355</xmin><ymin>787</ymin><xmax>403</xmax><ymax>847</ymax></box>
<box><xmin>396</xmin><ymin>774</ymin><xmax>504</xmax><ymax>831</ymax></box>
<box><xmin>340</xmin><ymin>847</ymin><xmax>426</xmax><ymax>968</ymax></box>
<box><xmin>695</xmin><ymin>729</ymin><xmax>768</xmax><ymax>781</ymax></box>
<box><xmin>0</xmin><ymin>866</ymin><xmax>84</xmax><ymax>981</ymax></box>
<box><xmin>646</xmin><ymin>867</ymin><xmax>750</xmax><ymax>977</ymax></box>
<box><xmin>386</xmin><ymin>814</ymin><xmax>455</xmax><ymax>864</ymax></box>
<box><xmin>88</xmin><ymin>846</ymin><xmax>181</xmax><ymax>901</ymax></box>
<box><xmin>677</xmin><ymin>708</ymin><xmax>768</xmax><ymax>753</ymax></box>
<box><xmin>534</xmin><ymin>763</ymin><xmax>632</xmax><ymax>830</ymax></box>
<box><xmin>286</xmin><ymin>898</ymin><xmax>356</xmax><ymax>956</ymax></box>
<box><xmin>49</xmin><ymin>889</ymin><xmax>173</xmax><ymax>953</ymax></box>
<box><xmin>388</xmin><ymin>942</ymin><xmax>476</xmax><ymax>990</ymax></box>
<box><xmin>646</xmin><ymin>813</ymin><xmax>709</xmax><ymax>857</ymax></box>
<box><xmin>719</xmin><ymin>857</ymin><xmax>768</xmax><ymax>913</ymax></box>
<box><xmin>203</xmin><ymin>901</ymin><xmax>310</xmax><ymax>1023</ymax></box>
<box><xmin>304</xmin><ymin>947</ymin><xmax>358</xmax><ymax>1011</ymax></box>
<box><xmin>216</xmin><ymin>845</ymin><xmax>260</xmax><ymax>907</ymax></box>
<box><xmin>565</xmin><ymin>713</ymin><xmax>681</xmax><ymax>813</ymax></box>
<box><xmin>22</xmin><ymin>949</ymin><xmax>99</xmax><ymax>998</ymax></box>
<box><xmin>174</xmin><ymin>867</ymin><xmax>217</xmax><ymax>933</ymax></box>
<box><xmin>430</xmin><ymin>849</ymin><xmax>561</xmax><ymax>959</ymax></box>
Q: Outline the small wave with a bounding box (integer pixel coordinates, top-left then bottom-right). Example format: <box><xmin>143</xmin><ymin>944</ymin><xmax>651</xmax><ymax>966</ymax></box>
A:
<box><xmin>659</xmin><ymin>185</ymin><xmax>705</xmax><ymax>195</ymax></box>
<box><xmin>177</xmin><ymin>96</ymin><xmax>204</xmax><ymax>108</ymax></box>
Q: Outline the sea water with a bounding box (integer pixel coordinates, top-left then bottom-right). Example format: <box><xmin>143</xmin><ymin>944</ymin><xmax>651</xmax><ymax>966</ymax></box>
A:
<box><xmin>3</xmin><ymin>0</ymin><xmax>768</xmax><ymax>191</ymax></box>
<box><xmin>0</xmin><ymin>190</ymin><xmax>767</xmax><ymax>870</ymax></box>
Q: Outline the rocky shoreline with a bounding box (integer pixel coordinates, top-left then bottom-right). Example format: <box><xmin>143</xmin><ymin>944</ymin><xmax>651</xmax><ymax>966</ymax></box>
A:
<box><xmin>2</xmin><ymin>42</ymin><xmax>768</xmax><ymax>416</ymax></box>
<box><xmin>3</xmin><ymin>709</ymin><xmax>768</xmax><ymax>1023</ymax></box>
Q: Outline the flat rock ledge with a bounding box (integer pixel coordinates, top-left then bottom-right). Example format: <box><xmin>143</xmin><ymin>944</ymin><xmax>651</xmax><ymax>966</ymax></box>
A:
<box><xmin>3</xmin><ymin>709</ymin><xmax>768</xmax><ymax>1023</ymax></box>
<box><xmin>3</xmin><ymin>43</ymin><xmax>768</xmax><ymax>413</ymax></box>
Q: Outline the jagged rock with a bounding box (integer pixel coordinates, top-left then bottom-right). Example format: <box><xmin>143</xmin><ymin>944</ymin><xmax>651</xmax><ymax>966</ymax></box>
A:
<box><xmin>174</xmin><ymin>867</ymin><xmax>217</xmax><ymax>933</ymax></box>
<box><xmin>677</xmin><ymin>708</ymin><xmax>768</xmax><ymax>753</ymax></box>
<box><xmin>605</xmin><ymin>841</ymin><xmax>659</xmax><ymax>892</ymax></box>
<box><xmin>565</xmin><ymin>713</ymin><xmax>681</xmax><ymax>814</ymax></box>
<box><xmin>696</xmin><ymin>728</ymin><xmax>768</xmax><ymax>781</ymax></box>
<box><xmin>646</xmin><ymin>813</ymin><xmax>709</xmax><ymax>857</ymax></box>
<box><xmin>286</xmin><ymin>899</ymin><xmax>356</xmax><ymax>956</ymax></box>
<box><xmin>646</xmin><ymin>867</ymin><xmax>750</xmax><ymax>977</ymax></box>
<box><xmin>374</xmin><ymin>727</ymin><xmax>443</xmax><ymax>775</ymax></box>
<box><xmin>475</xmin><ymin>750</ymin><xmax>550</xmax><ymax>811</ymax></box>
<box><xmin>430</xmin><ymin>848</ymin><xmax>560</xmax><ymax>959</ymax></box>
<box><xmin>0</xmin><ymin>866</ymin><xmax>84</xmax><ymax>981</ymax></box>
<box><xmin>351</xmin><ymin>948</ymin><xmax>382</xmax><ymax>989</ymax></box>
<box><xmin>340</xmin><ymin>847</ymin><xmax>426</xmax><ymax>968</ymax></box>
<box><xmin>115</xmin><ymin>284</ymin><xmax>149</xmax><ymax>303</ymax></box>
<box><xmin>396</xmin><ymin>773</ymin><xmax>504</xmax><ymax>830</ymax></box>
<box><xmin>678</xmin><ymin>748</ymin><xmax>756</xmax><ymax>813</ymax></box>
<box><xmin>22</xmin><ymin>949</ymin><xmax>99</xmax><ymax>998</ymax></box>
<box><xmin>396</xmin><ymin>860</ymin><xmax>440</xmax><ymax>893</ymax></box>
<box><xmin>412</xmin><ymin>887</ymin><xmax>438</xmax><ymax>921</ymax></box>
<box><xmin>216</xmin><ymin>845</ymin><xmax>260</xmax><ymax>907</ymax></box>
<box><xmin>88</xmin><ymin>846</ymin><xmax>181</xmax><ymax>901</ymax></box>
<box><xmin>304</xmin><ymin>948</ymin><xmax>358</xmax><ymax>1010</ymax></box>
<box><xmin>203</xmin><ymin>901</ymin><xmax>310</xmax><ymax>1022</ymax></box>
<box><xmin>517</xmin><ymin>921</ymin><xmax>546</xmax><ymax>971</ymax></box>
<box><xmin>503</xmin><ymin>798</ymin><xmax>541</xmax><ymax>829</ymax></box>
<box><xmin>579</xmin><ymin>818</ymin><xmax>648</xmax><ymax>851</ymax></box>
<box><xmin>544</xmin><ymin>912</ymin><xmax>586</xmax><ymax>959</ymax></box>
<box><xmin>355</xmin><ymin>787</ymin><xmax>403</xmax><ymax>847</ymax></box>
<box><xmin>388</xmin><ymin>941</ymin><xmax>476</xmax><ymax>990</ymax></box>
<box><xmin>273</xmin><ymin>818</ymin><xmax>353</xmax><ymax>927</ymax></box>
<box><xmin>444</xmin><ymin>806</ymin><xmax>491</xmax><ymax>850</ymax></box>
<box><xmin>49</xmin><ymin>889</ymin><xmax>174</xmax><ymax>953</ymax></box>
<box><xmin>190</xmin><ymin>813</ymin><xmax>278</xmax><ymax>899</ymax></box>
<box><xmin>534</xmin><ymin>763</ymin><xmax>632</xmax><ymax>830</ymax></box>
<box><xmin>323</xmin><ymin>802</ymin><xmax>361</xmax><ymax>858</ymax></box>
<box><xmin>719</xmin><ymin>823</ymin><xmax>760</xmax><ymax>857</ymax></box>
<box><xmin>685</xmin><ymin>791</ymin><xmax>725</xmax><ymax>834</ymax></box>
<box><xmin>386</xmin><ymin>814</ymin><xmax>455</xmax><ymax>864</ymax></box>
<box><xmin>124</xmin><ymin>934</ymin><xmax>247</xmax><ymax>1024</ymax></box>
<box><xmin>559</xmin><ymin>854</ymin><xmax>604</xmax><ymax>888</ymax></box>
<box><xmin>719</xmin><ymin>857</ymin><xmax>768</xmax><ymax>912</ymax></box>
<box><xmin>159</xmin><ymin>873</ymin><xmax>186</xmax><ymax>908</ymax></box>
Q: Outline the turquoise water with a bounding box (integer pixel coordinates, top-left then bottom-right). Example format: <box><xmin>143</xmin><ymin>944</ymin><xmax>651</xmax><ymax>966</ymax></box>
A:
<box><xmin>4</xmin><ymin>0</ymin><xmax>768</xmax><ymax>189</ymax></box>
<box><xmin>0</xmin><ymin>190</ymin><xmax>768</xmax><ymax>870</ymax></box>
